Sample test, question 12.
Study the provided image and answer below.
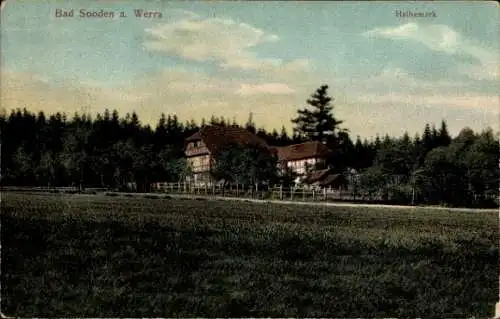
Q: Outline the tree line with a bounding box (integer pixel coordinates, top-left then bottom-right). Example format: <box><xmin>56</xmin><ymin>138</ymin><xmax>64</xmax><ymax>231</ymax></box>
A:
<box><xmin>0</xmin><ymin>108</ymin><xmax>301</xmax><ymax>192</ymax></box>
<box><xmin>0</xmin><ymin>85</ymin><xmax>498</xmax><ymax>207</ymax></box>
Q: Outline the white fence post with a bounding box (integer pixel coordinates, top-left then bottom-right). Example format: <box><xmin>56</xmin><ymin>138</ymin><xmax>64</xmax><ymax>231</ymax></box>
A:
<box><xmin>323</xmin><ymin>188</ymin><xmax>326</xmax><ymax>201</ymax></box>
<box><xmin>279</xmin><ymin>185</ymin><xmax>283</xmax><ymax>200</ymax></box>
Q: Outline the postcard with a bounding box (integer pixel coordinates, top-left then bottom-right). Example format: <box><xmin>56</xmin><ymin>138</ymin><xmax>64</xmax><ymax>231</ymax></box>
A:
<box><xmin>1</xmin><ymin>0</ymin><xmax>498</xmax><ymax>317</ymax></box>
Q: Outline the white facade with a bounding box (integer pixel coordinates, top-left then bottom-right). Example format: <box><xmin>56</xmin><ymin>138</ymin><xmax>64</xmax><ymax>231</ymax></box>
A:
<box><xmin>185</xmin><ymin>140</ymin><xmax>214</xmax><ymax>186</ymax></box>
<box><xmin>286</xmin><ymin>157</ymin><xmax>324</xmax><ymax>175</ymax></box>
<box><xmin>186</xmin><ymin>154</ymin><xmax>211</xmax><ymax>173</ymax></box>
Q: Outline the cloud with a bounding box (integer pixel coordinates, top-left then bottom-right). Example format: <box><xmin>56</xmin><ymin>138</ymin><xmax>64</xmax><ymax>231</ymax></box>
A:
<box><xmin>355</xmin><ymin>66</ymin><xmax>468</xmax><ymax>91</ymax></box>
<box><xmin>143</xmin><ymin>15</ymin><xmax>310</xmax><ymax>72</ymax></box>
<box><xmin>144</xmin><ymin>17</ymin><xmax>278</xmax><ymax>67</ymax></box>
<box><xmin>363</xmin><ymin>23</ymin><xmax>497</xmax><ymax>80</ymax></box>
<box><xmin>326</xmin><ymin>65</ymin><xmax>470</xmax><ymax>102</ymax></box>
<box><xmin>455</xmin><ymin>63</ymin><xmax>497</xmax><ymax>81</ymax></box>
<box><xmin>236</xmin><ymin>83</ymin><xmax>295</xmax><ymax>96</ymax></box>
<box><xmin>2</xmin><ymin>64</ymin><xmax>497</xmax><ymax>141</ymax></box>
<box><xmin>328</xmin><ymin>63</ymin><xmax>498</xmax><ymax>136</ymax></box>
<box><xmin>335</xmin><ymin>95</ymin><xmax>498</xmax><ymax>139</ymax></box>
<box><xmin>0</xmin><ymin>69</ymin><xmax>305</xmax><ymax>130</ymax></box>
<box><xmin>364</xmin><ymin>23</ymin><xmax>460</xmax><ymax>54</ymax></box>
<box><xmin>354</xmin><ymin>92</ymin><xmax>499</xmax><ymax>115</ymax></box>
<box><xmin>0</xmin><ymin>71</ymin><xmax>148</xmax><ymax>116</ymax></box>
<box><xmin>150</xmin><ymin>67</ymin><xmax>237</xmax><ymax>93</ymax></box>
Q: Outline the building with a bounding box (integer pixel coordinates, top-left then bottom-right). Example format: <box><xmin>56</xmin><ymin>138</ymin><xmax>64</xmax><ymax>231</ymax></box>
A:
<box><xmin>184</xmin><ymin>125</ymin><xmax>269</xmax><ymax>185</ymax></box>
<box><xmin>272</xmin><ymin>141</ymin><xmax>332</xmax><ymax>176</ymax></box>
<box><xmin>184</xmin><ymin>126</ymin><xmax>334</xmax><ymax>187</ymax></box>
<box><xmin>304</xmin><ymin>167</ymin><xmax>348</xmax><ymax>190</ymax></box>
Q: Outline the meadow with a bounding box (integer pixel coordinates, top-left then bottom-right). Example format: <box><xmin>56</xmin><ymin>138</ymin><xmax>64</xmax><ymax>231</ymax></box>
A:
<box><xmin>1</xmin><ymin>192</ymin><xmax>498</xmax><ymax>317</ymax></box>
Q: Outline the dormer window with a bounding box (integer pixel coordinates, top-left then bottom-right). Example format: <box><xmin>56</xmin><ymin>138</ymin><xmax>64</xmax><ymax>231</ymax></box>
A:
<box><xmin>193</xmin><ymin>141</ymin><xmax>199</xmax><ymax>148</ymax></box>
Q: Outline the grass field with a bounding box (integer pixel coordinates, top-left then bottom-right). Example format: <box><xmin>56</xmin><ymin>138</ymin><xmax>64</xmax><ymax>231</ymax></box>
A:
<box><xmin>1</xmin><ymin>192</ymin><xmax>498</xmax><ymax>317</ymax></box>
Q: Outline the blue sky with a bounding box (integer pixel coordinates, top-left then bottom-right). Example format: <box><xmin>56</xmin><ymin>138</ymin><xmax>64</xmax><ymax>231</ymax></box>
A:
<box><xmin>1</xmin><ymin>0</ymin><xmax>498</xmax><ymax>138</ymax></box>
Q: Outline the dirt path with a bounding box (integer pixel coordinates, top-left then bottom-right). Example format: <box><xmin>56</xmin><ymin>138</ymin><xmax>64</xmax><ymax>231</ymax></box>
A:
<box><xmin>66</xmin><ymin>191</ymin><xmax>498</xmax><ymax>213</ymax></box>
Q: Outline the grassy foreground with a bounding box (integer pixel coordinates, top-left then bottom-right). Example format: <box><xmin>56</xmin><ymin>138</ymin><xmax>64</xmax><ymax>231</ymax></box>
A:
<box><xmin>1</xmin><ymin>192</ymin><xmax>498</xmax><ymax>317</ymax></box>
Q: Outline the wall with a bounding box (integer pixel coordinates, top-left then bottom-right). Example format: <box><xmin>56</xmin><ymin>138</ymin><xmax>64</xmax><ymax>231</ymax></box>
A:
<box><xmin>185</xmin><ymin>141</ymin><xmax>210</xmax><ymax>157</ymax></box>
<box><xmin>187</xmin><ymin>154</ymin><xmax>211</xmax><ymax>173</ymax></box>
<box><xmin>286</xmin><ymin>157</ymin><xmax>325</xmax><ymax>175</ymax></box>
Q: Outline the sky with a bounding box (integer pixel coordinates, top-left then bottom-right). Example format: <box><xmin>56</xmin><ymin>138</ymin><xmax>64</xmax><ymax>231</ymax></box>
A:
<box><xmin>1</xmin><ymin>0</ymin><xmax>498</xmax><ymax>139</ymax></box>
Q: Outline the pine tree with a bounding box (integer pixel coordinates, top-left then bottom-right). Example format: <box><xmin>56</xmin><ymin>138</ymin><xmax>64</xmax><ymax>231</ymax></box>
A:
<box><xmin>382</xmin><ymin>134</ymin><xmax>392</xmax><ymax>148</ymax></box>
<box><xmin>401</xmin><ymin>131</ymin><xmax>411</xmax><ymax>146</ymax></box>
<box><xmin>104</xmin><ymin>109</ymin><xmax>111</xmax><ymax>122</ymax></box>
<box><xmin>172</xmin><ymin>115</ymin><xmax>180</xmax><ymax>131</ymax></box>
<box><xmin>35</xmin><ymin>111</ymin><xmax>48</xmax><ymax>153</ymax></box>
<box><xmin>130</xmin><ymin>112</ymin><xmax>140</xmax><ymax>127</ymax></box>
<box><xmin>353</xmin><ymin>135</ymin><xmax>364</xmax><ymax>169</ymax></box>
<box><xmin>279</xmin><ymin>125</ymin><xmax>290</xmax><ymax>145</ymax></box>
<box><xmin>374</xmin><ymin>135</ymin><xmax>382</xmax><ymax>150</ymax></box>
<box><xmin>245</xmin><ymin>112</ymin><xmax>256</xmax><ymax>134</ymax></box>
<box><xmin>270</xmin><ymin>129</ymin><xmax>279</xmax><ymax>145</ymax></box>
<box><xmin>154</xmin><ymin>114</ymin><xmax>167</xmax><ymax>149</ymax></box>
<box><xmin>220</xmin><ymin>116</ymin><xmax>226</xmax><ymax>127</ymax></box>
<box><xmin>431</xmin><ymin>124</ymin><xmax>439</xmax><ymax>149</ymax></box>
<box><xmin>111</xmin><ymin>109</ymin><xmax>120</xmax><ymax>123</ymax></box>
<box><xmin>438</xmin><ymin>119</ymin><xmax>451</xmax><ymax>146</ymax></box>
<box><xmin>189</xmin><ymin>119</ymin><xmax>197</xmax><ymax>130</ymax></box>
<box><xmin>291</xmin><ymin>85</ymin><xmax>343</xmax><ymax>144</ymax></box>
<box><xmin>256</xmin><ymin>127</ymin><xmax>267</xmax><ymax>140</ymax></box>
<box><xmin>422</xmin><ymin>123</ymin><xmax>432</xmax><ymax>152</ymax></box>
<box><xmin>209</xmin><ymin>115</ymin><xmax>218</xmax><ymax>125</ymax></box>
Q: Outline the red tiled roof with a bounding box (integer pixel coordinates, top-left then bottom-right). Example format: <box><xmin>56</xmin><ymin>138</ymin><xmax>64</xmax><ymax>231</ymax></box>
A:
<box><xmin>273</xmin><ymin>141</ymin><xmax>332</xmax><ymax>162</ymax></box>
<box><xmin>186</xmin><ymin>131</ymin><xmax>202</xmax><ymax>141</ymax></box>
<box><xmin>185</xmin><ymin>125</ymin><xmax>269</xmax><ymax>154</ymax></box>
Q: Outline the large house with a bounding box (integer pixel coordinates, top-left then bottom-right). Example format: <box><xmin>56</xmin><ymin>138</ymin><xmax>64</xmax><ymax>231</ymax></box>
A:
<box><xmin>184</xmin><ymin>125</ymin><xmax>268</xmax><ymax>185</ymax></box>
<box><xmin>184</xmin><ymin>125</ymin><xmax>334</xmax><ymax>187</ymax></box>
<box><xmin>272</xmin><ymin>141</ymin><xmax>332</xmax><ymax>177</ymax></box>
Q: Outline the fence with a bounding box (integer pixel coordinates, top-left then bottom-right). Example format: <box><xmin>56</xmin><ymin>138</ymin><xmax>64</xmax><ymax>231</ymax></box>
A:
<box><xmin>4</xmin><ymin>183</ymin><xmax>497</xmax><ymax>207</ymax></box>
<box><xmin>0</xmin><ymin>186</ymin><xmax>111</xmax><ymax>194</ymax></box>
<box><xmin>151</xmin><ymin>182</ymin><xmax>359</xmax><ymax>202</ymax></box>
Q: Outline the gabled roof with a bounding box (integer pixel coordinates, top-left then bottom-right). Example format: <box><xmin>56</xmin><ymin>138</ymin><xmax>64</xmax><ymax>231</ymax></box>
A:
<box><xmin>305</xmin><ymin>167</ymin><xmax>334</xmax><ymax>183</ymax></box>
<box><xmin>185</xmin><ymin>125</ymin><xmax>269</xmax><ymax>154</ymax></box>
<box><xmin>272</xmin><ymin>141</ymin><xmax>332</xmax><ymax>162</ymax></box>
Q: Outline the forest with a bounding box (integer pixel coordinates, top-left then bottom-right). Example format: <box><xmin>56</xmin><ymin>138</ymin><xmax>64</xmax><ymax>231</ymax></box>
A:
<box><xmin>0</xmin><ymin>85</ymin><xmax>498</xmax><ymax>207</ymax></box>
